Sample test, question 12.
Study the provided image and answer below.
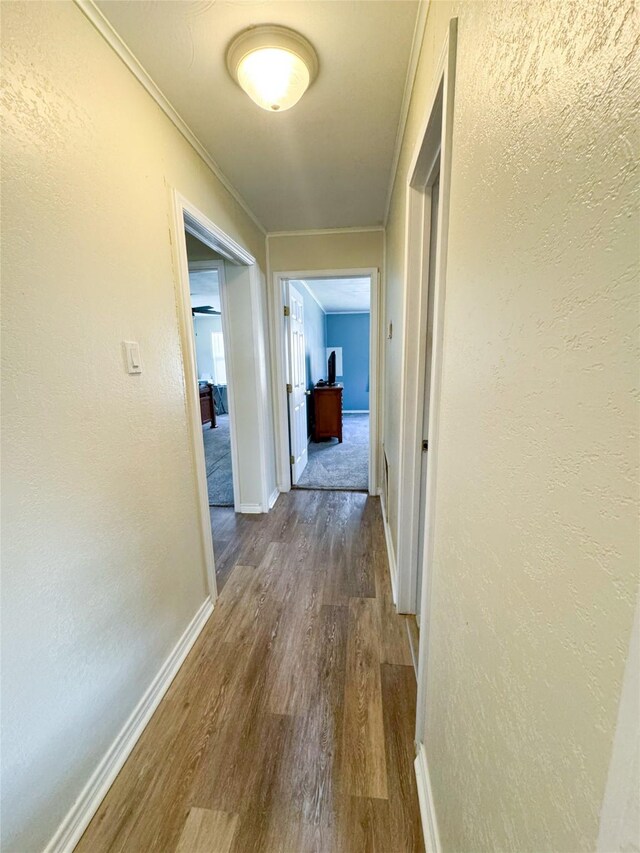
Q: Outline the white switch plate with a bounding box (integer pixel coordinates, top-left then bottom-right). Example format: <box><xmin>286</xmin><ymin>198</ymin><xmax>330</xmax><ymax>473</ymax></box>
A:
<box><xmin>123</xmin><ymin>341</ymin><xmax>142</xmax><ymax>374</ymax></box>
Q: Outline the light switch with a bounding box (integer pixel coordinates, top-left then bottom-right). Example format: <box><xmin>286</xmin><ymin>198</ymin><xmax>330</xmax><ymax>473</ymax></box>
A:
<box><xmin>123</xmin><ymin>341</ymin><xmax>142</xmax><ymax>374</ymax></box>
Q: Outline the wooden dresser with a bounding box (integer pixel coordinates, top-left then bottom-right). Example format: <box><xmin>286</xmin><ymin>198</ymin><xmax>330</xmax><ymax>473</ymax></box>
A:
<box><xmin>199</xmin><ymin>383</ymin><xmax>216</xmax><ymax>428</ymax></box>
<box><xmin>312</xmin><ymin>384</ymin><xmax>343</xmax><ymax>443</ymax></box>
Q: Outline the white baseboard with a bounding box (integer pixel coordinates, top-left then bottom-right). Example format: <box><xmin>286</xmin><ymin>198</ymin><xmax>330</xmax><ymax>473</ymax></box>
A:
<box><xmin>238</xmin><ymin>502</ymin><xmax>263</xmax><ymax>514</ymax></box>
<box><xmin>343</xmin><ymin>409</ymin><xmax>370</xmax><ymax>414</ymax></box>
<box><xmin>380</xmin><ymin>494</ymin><xmax>398</xmax><ymax>606</ymax></box>
<box><xmin>415</xmin><ymin>743</ymin><xmax>442</xmax><ymax>853</ymax></box>
<box><xmin>268</xmin><ymin>488</ymin><xmax>280</xmax><ymax>509</ymax></box>
<box><xmin>44</xmin><ymin>597</ymin><xmax>214</xmax><ymax>853</ymax></box>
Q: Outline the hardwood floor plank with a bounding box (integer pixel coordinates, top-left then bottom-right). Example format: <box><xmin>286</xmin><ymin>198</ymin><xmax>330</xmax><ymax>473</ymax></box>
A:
<box><xmin>266</xmin><ymin>571</ymin><xmax>322</xmax><ymax>715</ymax></box>
<box><xmin>283</xmin><ymin>604</ymin><xmax>348</xmax><ymax>832</ymax></box>
<box><xmin>226</xmin><ymin>713</ymin><xmax>294</xmax><ymax>853</ymax></box>
<box><xmin>342</xmin><ymin>797</ymin><xmax>392</xmax><ymax>853</ymax></box>
<box><xmin>342</xmin><ymin>597</ymin><xmax>388</xmax><ymax>799</ymax></box>
<box><xmin>381</xmin><ymin>663</ymin><xmax>426</xmax><ymax>852</ymax></box>
<box><xmin>175</xmin><ymin>808</ymin><xmax>239</xmax><ymax>853</ymax></box>
<box><xmin>76</xmin><ymin>493</ymin><xmax>421</xmax><ymax>853</ymax></box>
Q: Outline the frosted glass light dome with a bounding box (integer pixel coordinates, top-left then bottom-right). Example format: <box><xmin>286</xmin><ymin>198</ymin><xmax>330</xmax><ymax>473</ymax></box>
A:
<box><xmin>227</xmin><ymin>26</ymin><xmax>319</xmax><ymax>113</ymax></box>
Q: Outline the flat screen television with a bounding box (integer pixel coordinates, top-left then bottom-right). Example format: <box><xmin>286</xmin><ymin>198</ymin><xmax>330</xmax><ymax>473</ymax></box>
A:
<box><xmin>328</xmin><ymin>350</ymin><xmax>336</xmax><ymax>386</ymax></box>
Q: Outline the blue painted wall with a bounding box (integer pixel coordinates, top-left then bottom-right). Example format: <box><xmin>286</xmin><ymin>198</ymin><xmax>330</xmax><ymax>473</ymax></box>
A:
<box><xmin>326</xmin><ymin>313</ymin><xmax>370</xmax><ymax>411</ymax></box>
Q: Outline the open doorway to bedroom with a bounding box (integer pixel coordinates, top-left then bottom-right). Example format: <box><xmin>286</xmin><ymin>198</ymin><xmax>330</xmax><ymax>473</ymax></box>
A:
<box><xmin>272</xmin><ymin>270</ymin><xmax>379</xmax><ymax>495</ymax></box>
<box><xmin>185</xmin><ymin>234</ymin><xmax>235</xmax><ymax>510</ymax></box>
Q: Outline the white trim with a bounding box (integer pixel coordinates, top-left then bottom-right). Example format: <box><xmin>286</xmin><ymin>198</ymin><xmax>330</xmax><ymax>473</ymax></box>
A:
<box><xmin>215</xmin><ymin>260</ymin><xmax>242</xmax><ymax>514</ymax></box>
<box><xmin>269</xmin><ymin>273</ymin><xmax>291</xmax><ymax>492</ymax></box>
<box><xmin>171</xmin><ymin>194</ymin><xmax>221</xmax><ymax>598</ymax></box>
<box><xmin>43</xmin><ymin>597</ymin><xmax>214</xmax><ymax>853</ymax></box>
<box><xmin>269</xmin><ymin>268</ymin><xmax>380</xmax><ymax>496</ymax></box>
<box><xmin>238</xmin><ymin>503</ymin><xmax>263</xmax><ymax>514</ymax></box>
<box><xmin>268</xmin><ymin>488</ymin><xmax>280</xmax><ymax>509</ymax></box>
<box><xmin>379</xmin><ymin>229</ymin><xmax>387</xmax><ymax>496</ymax></box>
<box><xmin>395</xmin><ymin>19</ymin><xmax>457</xmax><ymax>607</ymax></box>
<box><xmin>248</xmin><ymin>264</ymin><xmax>273</xmax><ymax>513</ymax></box>
<box><xmin>383</xmin><ymin>0</ymin><xmax>431</xmax><ymax>226</ymax></box>
<box><xmin>173</xmin><ymin>193</ymin><xmax>272</xmax><ymax>518</ymax></box>
<box><xmin>267</xmin><ymin>226</ymin><xmax>385</xmax><ymax>238</ymax></box>
<box><xmin>392</xmin><ymin>20</ymin><xmax>457</xmax><ymax>743</ymax></box>
<box><xmin>73</xmin><ymin>0</ymin><xmax>266</xmax><ymax>236</ymax></box>
<box><xmin>415</xmin><ymin>743</ymin><xmax>442</xmax><ymax>853</ymax></box>
<box><xmin>343</xmin><ymin>409</ymin><xmax>369</xmax><ymax>414</ymax></box>
<box><xmin>380</xmin><ymin>492</ymin><xmax>398</xmax><ymax>606</ymax></box>
<box><xmin>184</xmin><ymin>211</ymin><xmax>254</xmax><ymax>266</ymax></box>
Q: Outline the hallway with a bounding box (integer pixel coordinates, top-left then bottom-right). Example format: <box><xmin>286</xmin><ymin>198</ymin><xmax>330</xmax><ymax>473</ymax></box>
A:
<box><xmin>76</xmin><ymin>491</ymin><xmax>424</xmax><ymax>852</ymax></box>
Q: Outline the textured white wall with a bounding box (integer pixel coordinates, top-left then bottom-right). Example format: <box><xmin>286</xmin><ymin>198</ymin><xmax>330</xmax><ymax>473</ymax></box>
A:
<box><xmin>385</xmin><ymin>0</ymin><xmax>639</xmax><ymax>850</ymax></box>
<box><xmin>0</xmin><ymin>3</ymin><xmax>267</xmax><ymax>851</ymax></box>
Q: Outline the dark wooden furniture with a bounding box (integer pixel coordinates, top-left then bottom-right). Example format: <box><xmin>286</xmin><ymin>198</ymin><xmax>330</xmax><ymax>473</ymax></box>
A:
<box><xmin>199</xmin><ymin>383</ymin><xmax>216</xmax><ymax>428</ymax></box>
<box><xmin>312</xmin><ymin>384</ymin><xmax>343</xmax><ymax>442</ymax></box>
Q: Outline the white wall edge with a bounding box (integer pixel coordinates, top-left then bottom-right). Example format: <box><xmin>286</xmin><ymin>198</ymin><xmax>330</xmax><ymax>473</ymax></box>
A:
<box><xmin>73</xmin><ymin>0</ymin><xmax>266</xmax><ymax>236</ymax></box>
<box><xmin>43</xmin><ymin>597</ymin><xmax>214</xmax><ymax>853</ymax></box>
<box><xmin>380</xmin><ymin>493</ymin><xmax>398</xmax><ymax>606</ymax></box>
<box><xmin>415</xmin><ymin>743</ymin><xmax>442</xmax><ymax>853</ymax></box>
<box><xmin>268</xmin><ymin>488</ymin><xmax>280</xmax><ymax>509</ymax></box>
<box><xmin>239</xmin><ymin>503</ymin><xmax>263</xmax><ymax>514</ymax></box>
<box><xmin>343</xmin><ymin>409</ymin><xmax>370</xmax><ymax>414</ymax></box>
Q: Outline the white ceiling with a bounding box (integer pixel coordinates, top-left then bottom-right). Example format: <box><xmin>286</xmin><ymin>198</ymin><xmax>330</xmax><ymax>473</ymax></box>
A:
<box><xmin>299</xmin><ymin>277</ymin><xmax>370</xmax><ymax>313</ymax></box>
<box><xmin>95</xmin><ymin>1</ymin><xmax>419</xmax><ymax>231</ymax></box>
<box><xmin>189</xmin><ymin>268</ymin><xmax>221</xmax><ymax>311</ymax></box>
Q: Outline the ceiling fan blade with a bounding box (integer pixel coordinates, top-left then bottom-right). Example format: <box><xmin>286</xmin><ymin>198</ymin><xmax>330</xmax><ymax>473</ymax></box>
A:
<box><xmin>191</xmin><ymin>305</ymin><xmax>221</xmax><ymax>315</ymax></box>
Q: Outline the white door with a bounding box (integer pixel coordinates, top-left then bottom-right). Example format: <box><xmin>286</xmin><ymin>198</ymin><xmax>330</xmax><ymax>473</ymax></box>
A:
<box><xmin>287</xmin><ymin>283</ymin><xmax>308</xmax><ymax>484</ymax></box>
<box><xmin>416</xmin><ymin>172</ymin><xmax>440</xmax><ymax>627</ymax></box>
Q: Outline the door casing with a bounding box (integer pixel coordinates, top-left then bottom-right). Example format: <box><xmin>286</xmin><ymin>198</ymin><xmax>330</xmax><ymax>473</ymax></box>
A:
<box><xmin>170</xmin><ymin>190</ymin><xmax>270</xmax><ymax>601</ymax></box>
<box><xmin>393</xmin><ymin>20</ymin><xmax>458</xmax><ymax>745</ymax></box>
<box><xmin>286</xmin><ymin>282</ymin><xmax>309</xmax><ymax>484</ymax></box>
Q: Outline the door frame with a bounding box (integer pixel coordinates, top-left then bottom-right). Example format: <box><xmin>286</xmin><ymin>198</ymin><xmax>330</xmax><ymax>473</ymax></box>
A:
<box><xmin>286</xmin><ymin>281</ymin><xmax>309</xmax><ymax>485</ymax></box>
<box><xmin>393</xmin><ymin>20</ymin><xmax>457</xmax><ymax>744</ymax></box>
<box><xmin>170</xmin><ymin>190</ymin><xmax>258</xmax><ymax>601</ymax></box>
<box><xmin>269</xmin><ymin>267</ymin><xmax>380</xmax><ymax>496</ymax></box>
<box><xmin>188</xmin><ymin>259</ymin><xmax>241</xmax><ymax>514</ymax></box>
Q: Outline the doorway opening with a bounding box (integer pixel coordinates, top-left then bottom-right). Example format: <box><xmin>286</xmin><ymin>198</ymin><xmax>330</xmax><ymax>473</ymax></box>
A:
<box><xmin>172</xmin><ymin>192</ymin><xmax>272</xmax><ymax>594</ymax></box>
<box><xmin>185</xmin><ymin>236</ymin><xmax>236</xmax><ymax>510</ymax></box>
<box><xmin>270</xmin><ymin>269</ymin><xmax>379</xmax><ymax>495</ymax></box>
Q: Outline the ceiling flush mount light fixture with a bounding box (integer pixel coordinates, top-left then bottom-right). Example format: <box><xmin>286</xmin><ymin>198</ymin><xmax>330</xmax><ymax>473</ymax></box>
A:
<box><xmin>226</xmin><ymin>25</ymin><xmax>318</xmax><ymax>113</ymax></box>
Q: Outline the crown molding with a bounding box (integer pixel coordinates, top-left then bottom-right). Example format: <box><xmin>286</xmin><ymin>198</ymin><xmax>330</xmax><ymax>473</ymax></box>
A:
<box><xmin>383</xmin><ymin>0</ymin><xmax>430</xmax><ymax>226</ymax></box>
<box><xmin>267</xmin><ymin>225</ymin><xmax>385</xmax><ymax>239</ymax></box>
<box><xmin>73</xmin><ymin>0</ymin><xmax>267</xmax><ymax>236</ymax></box>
